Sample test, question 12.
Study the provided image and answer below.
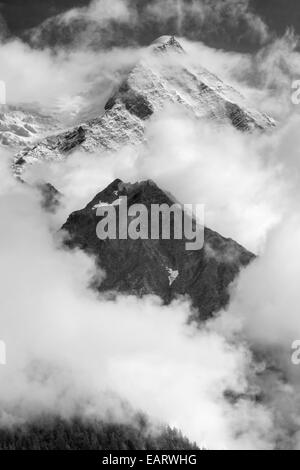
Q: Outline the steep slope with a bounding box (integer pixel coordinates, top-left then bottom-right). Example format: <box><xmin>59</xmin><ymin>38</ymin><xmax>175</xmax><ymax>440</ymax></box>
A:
<box><xmin>14</xmin><ymin>36</ymin><xmax>275</xmax><ymax>174</ymax></box>
<box><xmin>62</xmin><ymin>179</ymin><xmax>254</xmax><ymax>321</ymax></box>
<box><xmin>0</xmin><ymin>105</ymin><xmax>59</xmax><ymax>150</ymax></box>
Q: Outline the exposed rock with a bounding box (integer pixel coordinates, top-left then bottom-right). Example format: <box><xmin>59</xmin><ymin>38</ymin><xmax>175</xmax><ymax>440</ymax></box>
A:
<box><xmin>57</xmin><ymin>126</ymin><xmax>86</xmax><ymax>152</ymax></box>
<box><xmin>37</xmin><ymin>182</ymin><xmax>62</xmax><ymax>213</ymax></box>
<box><xmin>13</xmin><ymin>36</ymin><xmax>275</xmax><ymax>174</ymax></box>
<box><xmin>105</xmin><ymin>82</ymin><xmax>153</xmax><ymax>120</ymax></box>
<box><xmin>62</xmin><ymin>179</ymin><xmax>254</xmax><ymax>321</ymax></box>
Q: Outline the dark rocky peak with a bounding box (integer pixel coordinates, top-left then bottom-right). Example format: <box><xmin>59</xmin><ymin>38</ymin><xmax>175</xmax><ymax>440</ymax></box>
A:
<box><xmin>86</xmin><ymin>179</ymin><xmax>174</xmax><ymax>210</ymax></box>
<box><xmin>62</xmin><ymin>179</ymin><xmax>254</xmax><ymax>321</ymax></box>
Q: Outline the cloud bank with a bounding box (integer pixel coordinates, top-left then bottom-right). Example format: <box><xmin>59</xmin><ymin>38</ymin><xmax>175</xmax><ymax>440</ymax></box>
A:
<box><xmin>0</xmin><ymin>154</ymin><xmax>276</xmax><ymax>450</ymax></box>
<box><xmin>26</xmin><ymin>0</ymin><xmax>270</xmax><ymax>52</ymax></box>
<box><xmin>146</xmin><ymin>0</ymin><xmax>269</xmax><ymax>44</ymax></box>
<box><xmin>19</xmin><ymin>91</ymin><xmax>300</xmax><ymax>450</ymax></box>
<box><xmin>1</xmin><ymin>1</ymin><xmax>300</xmax><ymax>450</ymax></box>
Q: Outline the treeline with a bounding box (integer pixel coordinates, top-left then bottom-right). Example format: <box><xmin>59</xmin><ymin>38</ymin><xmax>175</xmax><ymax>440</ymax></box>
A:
<box><xmin>0</xmin><ymin>416</ymin><xmax>199</xmax><ymax>450</ymax></box>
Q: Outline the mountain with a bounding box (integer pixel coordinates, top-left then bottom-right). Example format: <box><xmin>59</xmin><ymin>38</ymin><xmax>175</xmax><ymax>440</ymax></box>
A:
<box><xmin>13</xmin><ymin>35</ymin><xmax>275</xmax><ymax>174</ymax></box>
<box><xmin>62</xmin><ymin>178</ymin><xmax>254</xmax><ymax>321</ymax></box>
<box><xmin>0</xmin><ymin>104</ymin><xmax>59</xmax><ymax>149</ymax></box>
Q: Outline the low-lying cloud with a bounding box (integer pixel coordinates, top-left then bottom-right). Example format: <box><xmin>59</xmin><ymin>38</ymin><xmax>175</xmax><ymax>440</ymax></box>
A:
<box><xmin>2</xmin><ymin>0</ymin><xmax>300</xmax><ymax>450</ymax></box>
<box><xmin>146</xmin><ymin>0</ymin><xmax>270</xmax><ymax>45</ymax></box>
<box><xmin>0</xmin><ymin>154</ymin><xmax>276</xmax><ymax>450</ymax></box>
<box><xmin>26</xmin><ymin>0</ymin><xmax>271</xmax><ymax>52</ymax></box>
<box><xmin>0</xmin><ymin>38</ymin><xmax>143</xmax><ymax>125</ymax></box>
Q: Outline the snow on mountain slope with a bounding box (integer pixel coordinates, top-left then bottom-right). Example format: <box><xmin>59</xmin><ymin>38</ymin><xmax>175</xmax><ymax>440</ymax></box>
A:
<box><xmin>0</xmin><ymin>105</ymin><xmax>59</xmax><ymax>150</ymax></box>
<box><xmin>13</xmin><ymin>36</ymin><xmax>275</xmax><ymax>173</ymax></box>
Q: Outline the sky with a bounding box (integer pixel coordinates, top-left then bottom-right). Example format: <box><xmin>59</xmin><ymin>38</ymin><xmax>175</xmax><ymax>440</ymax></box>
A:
<box><xmin>0</xmin><ymin>1</ymin><xmax>88</xmax><ymax>33</ymax></box>
<box><xmin>0</xmin><ymin>0</ymin><xmax>300</xmax><ymax>51</ymax></box>
<box><xmin>252</xmin><ymin>0</ymin><xmax>300</xmax><ymax>35</ymax></box>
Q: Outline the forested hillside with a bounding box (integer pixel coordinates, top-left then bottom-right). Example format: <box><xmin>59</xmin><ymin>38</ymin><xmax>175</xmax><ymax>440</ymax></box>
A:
<box><xmin>0</xmin><ymin>416</ymin><xmax>199</xmax><ymax>450</ymax></box>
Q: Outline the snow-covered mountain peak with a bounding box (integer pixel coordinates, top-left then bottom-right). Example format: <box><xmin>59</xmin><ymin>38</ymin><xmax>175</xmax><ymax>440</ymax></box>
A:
<box><xmin>150</xmin><ymin>35</ymin><xmax>185</xmax><ymax>54</ymax></box>
<box><xmin>13</xmin><ymin>36</ymin><xmax>275</xmax><ymax>175</ymax></box>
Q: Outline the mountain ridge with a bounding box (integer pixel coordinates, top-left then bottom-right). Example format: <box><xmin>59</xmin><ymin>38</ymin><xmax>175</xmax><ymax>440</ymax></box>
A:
<box><xmin>13</xmin><ymin>35</ymin><xmax>275</xmax><ymax>174</ymax></box>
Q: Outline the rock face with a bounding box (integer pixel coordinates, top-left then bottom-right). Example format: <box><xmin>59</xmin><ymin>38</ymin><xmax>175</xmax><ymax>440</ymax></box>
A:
<box><xmin>14</xmin><ymin>35</ymin><xmax>275</xmax><ymax>174</ymax></box>
<box><xmin>62</xmin><ymin>178</ymin><xmax>254</xmax><ymax>321</ymax></box>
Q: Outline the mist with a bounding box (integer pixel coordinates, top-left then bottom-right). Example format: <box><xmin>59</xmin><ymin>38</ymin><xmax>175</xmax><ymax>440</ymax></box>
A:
<box><xmin>1</xmin><ymin>0</ymin><xmax>300</xmax><ymax>451</ymax></box>
<box><xmin>0</xmin><ymin>153</ymin><xmax>277</xmax><ymax>450</ymax></box>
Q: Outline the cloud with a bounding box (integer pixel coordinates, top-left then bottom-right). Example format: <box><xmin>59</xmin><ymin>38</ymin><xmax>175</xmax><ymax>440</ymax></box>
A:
<box><xmin>0</xmin><ymin>2</ymin><xmax>143</xmax><ymax>124</ymax></box>
<box><xmin>0</xmin><ymin>36</ymin><xmax>143</xmax><ymax>126</ymax></box>
<box><xmin>0</xmin><ymin>153</ymin><xmax>277</xmax><ymax>450</ymax></box>
<box><xmin>2</xmin><ymin>6</ymin><xmax>300</xmax><ymax>449</ymax></box>
<box><xmin>26</xmin><ymin>0</ymin><xmax>270</xmax><ymax>52</ymax></box>
<box><xmin>31</xmin><ymin>0</ymin><xmax>135</xmax><ymax>34</ymax></box>
<box><xmin>27</xmin><ymin>0</ymin><xmax>137</xmax><ymax>51</ymax></box>
<box><xmin>21</xmin><ymin>34</ymin><xmax>300</xmax><ymax>253</ymax></box>
<box><xmin>229</xmin><ymin>30</ymin><xmax>300</xmax><ymax>120</ymax></box>
<box><xmin>0</xmin><ymin>11</ymin><xmax>8</xmax><ymax>39</ymax></box>
<box><xmin>19</xmin><ymin>55</ymin><xmax>300</xmax><ymax>448</ymax></box>
<box><xmin>208</xmin><ymin>212</ymin><xmax>300</xmax><ymax>449</ymax></box>
<box><xmin>20</xmin><ymin>108</ymin><xmax>300</xmax><ymax>450</ymax></box>
<box><xmin>180</xmin><ymin>31</ymin><xmax>300</xmax><ymax>123</ymax></box>
<box><xmin>223</xmin><ymin>217</ymin><xmax>300</xmax><ymax>344</ymax></box>
<box><xmin>146</xmin><ymin>0</ymin><xmax>270</xmax><ymax>45</ymax></box>
<box><xmin>26</xmin><ymin>105</ymin><xmax>286</xmax><ymax>253</ymax></box>
<box><xmin>0</xmin><ymin>2</ymin><xmax>288</xmax><ymax>126</ymax></box>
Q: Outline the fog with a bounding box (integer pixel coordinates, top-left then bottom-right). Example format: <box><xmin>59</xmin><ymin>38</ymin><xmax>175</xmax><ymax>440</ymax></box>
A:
<box><xmin>1</xmin><ymin>0</ymin><xmax>300</xmax><ymax>450</ymax></box>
